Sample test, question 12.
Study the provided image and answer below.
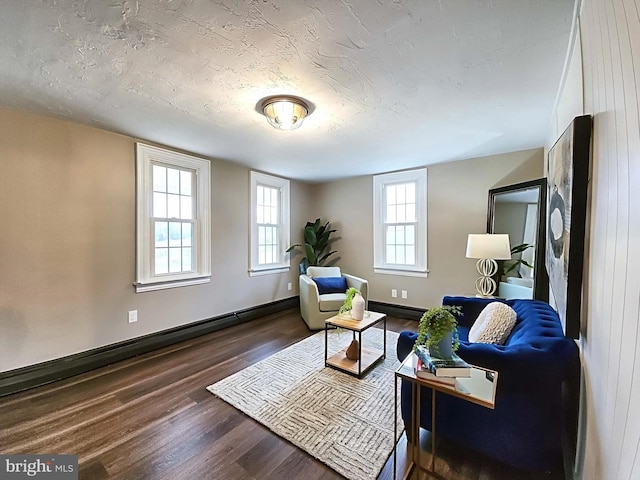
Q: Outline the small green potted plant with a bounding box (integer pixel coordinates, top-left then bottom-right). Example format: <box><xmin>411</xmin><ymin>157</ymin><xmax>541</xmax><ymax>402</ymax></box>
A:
<box><xmin>339</xmin><ymin>287</ymin><xmax>361</xmax><ymax>315</ymax></box>
<box><xmin>338</xmin><ymin>287</ymin><xmax>365</xmax><ymax>360</ymax></box>
<box><xmin>413</xmin><ymin>305</ymin><xmax>462</xmax><ymax>359</ymax></box>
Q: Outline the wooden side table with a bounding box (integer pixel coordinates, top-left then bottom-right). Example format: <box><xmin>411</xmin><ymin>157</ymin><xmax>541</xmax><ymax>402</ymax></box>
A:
<box><xmin>324</xmin><ymin>311</ymin><xmax>387</xmax><ymax>378</ymax></box>
<box><xmin>394</xmin><ymin>353</ymin><xmax>498</xmax><ymax>479</ymax></box>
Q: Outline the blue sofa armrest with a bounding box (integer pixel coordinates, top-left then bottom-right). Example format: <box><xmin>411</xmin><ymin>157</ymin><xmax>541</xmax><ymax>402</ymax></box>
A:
<box><xmin>396</xmin><ymin>330</ymin><xmax>416</xmax><ymax>364</ymax></box>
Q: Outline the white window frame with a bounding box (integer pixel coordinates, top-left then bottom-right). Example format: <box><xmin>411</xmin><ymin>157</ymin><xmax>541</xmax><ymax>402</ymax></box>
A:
<box><xmin>373</xmin><ymin>168</ymin><xmax>428</xmax><ymax>277</ymax></box>
<box><xmin>135</xmin><ymin>143</ymin><xmax>211</xmax><ymax>292</ymax></box>
<box><xmin>249</xmin><ymin>171</ymin><xmax>290</xmax><ymax>276</ymax></box>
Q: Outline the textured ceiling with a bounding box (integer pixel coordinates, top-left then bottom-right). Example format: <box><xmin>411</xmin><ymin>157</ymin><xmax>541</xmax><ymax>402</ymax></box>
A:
<box><xmin>0</xmin><ymin>0</ymin><xmax>574</xmax><ymax>182</ymax></box>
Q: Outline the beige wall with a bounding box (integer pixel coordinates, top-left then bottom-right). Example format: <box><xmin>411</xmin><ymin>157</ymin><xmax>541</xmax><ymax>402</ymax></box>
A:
<box><xmin>0</xmin><ymin>107</ymin><xmax>311</xmax><ymax>372</ymax></box>
<box><xmin>548</xmin><ymin>1</ymin><xmax>640</xmax><ymax>478</ymax></box>
<box><xmin>313</xmin><ymin>148</ymin><xmax>543</xmax><ymax>309</ymax></box>
<box><xmin>0</xmin><ymin>106</ymin><xmax>543</xmax><ymax>372</ymax></box>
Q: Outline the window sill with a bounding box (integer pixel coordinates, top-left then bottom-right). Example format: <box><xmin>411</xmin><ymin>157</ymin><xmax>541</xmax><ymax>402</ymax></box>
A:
<box><xmin>135</xmin><ymin>276</ymin><xmax>211</xmax><ymax>293</ymax></box>
<box><xmin>374</xmin><ymin>267</ymin><xmax>429</xmax><ymax>278</ymax></box>
<box><xmin>248</xmin><ymin>266</ymin><xmax>290</xmax><ymax>277</ymax></box>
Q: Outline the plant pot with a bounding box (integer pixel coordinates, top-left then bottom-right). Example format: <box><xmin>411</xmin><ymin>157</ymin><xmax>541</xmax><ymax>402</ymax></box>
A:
<box><xmin>428</xmin><ymin>331</ymin><xmax>454</xmax><ymax>359</ymax></box>
<box><xmin>346</xmin><ymin>339</ymin><xmax>359</xmax><ymax>360</ymax></box>
<box><xmin>298</xmin><ymin>258</ymin><xmax>310</xmax><ymax>275</ymax></box>
<box><xmin>350</xmin><ymin>292</ymin><xmax>365</xmax><ymax>321</ymax></box>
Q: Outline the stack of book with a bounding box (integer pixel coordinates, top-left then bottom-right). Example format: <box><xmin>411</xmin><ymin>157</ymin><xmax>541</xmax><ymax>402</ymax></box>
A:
<box><xmin>414</xmin><ymin>357</ymin><xmax>456</xmax><ymax>385</ymax></box>
<box><xmin>415</xmin><ymin>345</ymin><xmax>471</xmax><ymax>380</ymax></box>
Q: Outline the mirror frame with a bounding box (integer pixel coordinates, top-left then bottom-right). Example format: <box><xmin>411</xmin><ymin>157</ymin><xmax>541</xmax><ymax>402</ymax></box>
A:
<box><xmin>487</xmin><ymin>178</ymin><xmax>549</xmax><ymax>302</ymax></box>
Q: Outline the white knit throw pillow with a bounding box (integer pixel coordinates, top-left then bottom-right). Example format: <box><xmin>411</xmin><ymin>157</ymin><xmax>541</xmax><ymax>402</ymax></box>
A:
<box><xmin>469</xmin><ymin>302</ymin><xmax>517</xmax><ymax>345</ymax></box>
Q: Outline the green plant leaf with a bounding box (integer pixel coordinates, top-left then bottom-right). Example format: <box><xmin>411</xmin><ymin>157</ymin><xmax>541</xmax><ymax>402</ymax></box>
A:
<box><xmin>304</xmin><ymin>226</ymin><xmax>317</xmax><ymax>245</ymax></box>
<box><xmin>495</xmin><ymin>243</ymin><xmax>534</xmax><ymax>280</ymax></box>
<box><xmin>304</xmin><ymin>243</ymin><xmax>317</xmax><ymax>265</ymax></box>
<box><xmin>318</xmin><ymin>251</ymin><xmax>337</xmax><ymax>264</ymax></box>
<box><xmin>339</xmin><ymin>287</ymin><xmax>360</xmax><ymax>314</ymax></box>
<box><xmin>511</xmin><ymin>243</ymin><xmax>533</xmax><ymax>254</ymax></box>
<box><xmin>285</xmin><ymin>243</ymin><xmax>301</xmax><ymax>253</ymax></box>
<box><xmin>504</xmin><ymin>262</ymin><xmax>520</xmax><ymax>274</ymax></box>
<box><xmin>318</xmin><ymin>229</ymin><xmax>336</xmax><ymax>245</ymax></box>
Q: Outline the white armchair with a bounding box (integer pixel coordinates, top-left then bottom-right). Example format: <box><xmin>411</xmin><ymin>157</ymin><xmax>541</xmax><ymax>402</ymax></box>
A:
<box><xmin>299</xmin><ymin>266</ymin><xmax>369</xmax><ymax>330</ymax></box>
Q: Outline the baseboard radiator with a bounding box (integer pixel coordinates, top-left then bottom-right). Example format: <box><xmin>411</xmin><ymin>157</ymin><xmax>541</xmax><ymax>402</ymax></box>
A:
<box><xmin>0</xmin><ymin>297</ymin><xmax>299</xmax><ymax>397</ymax></box>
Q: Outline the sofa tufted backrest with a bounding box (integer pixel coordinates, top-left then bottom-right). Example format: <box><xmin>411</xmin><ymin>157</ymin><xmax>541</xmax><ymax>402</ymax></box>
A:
<box><xmin>442</xmin><ymin>296</ymin><xmax>567</xmax><ymax>347</ymax></box>
<box><xmin>506</xmin><ymin>300</ymin><xmax>566</xmax><ymax>346</ymax></box>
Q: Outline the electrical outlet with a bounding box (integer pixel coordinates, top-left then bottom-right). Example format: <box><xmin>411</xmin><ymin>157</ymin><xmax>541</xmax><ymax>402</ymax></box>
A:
<box><xmin>128</xmin><ymin>310</ymin><xmax>138</xmax><ymax>323</ymax></box>
<box><xmin>391</xmin><ymin>289</ymin><xmax>397</xmax><ymax>298</ymax></box>
<box><xmin>287</xmin><ymin>282</ymin><xmax>292</xmax><ymax>291</ymax></box>
<box><xmin>401</xmin><ymin>290</ymin><xmax>408</xmax><ymax>299</ymax></box>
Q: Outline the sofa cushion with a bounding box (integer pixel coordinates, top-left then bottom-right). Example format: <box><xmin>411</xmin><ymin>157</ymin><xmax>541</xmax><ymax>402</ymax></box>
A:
<box><xmin>307</xmin><ymin>266</ymin><xmax>341</xmax><ymax>278</ymax></box>
<box><xmin>319</xmin><ymin>293</ymin><xmax>346</xmax><ymax>312</ymax></box>
<box><xmin>469</xmin><ymin>302</ymin><xmax>517</xmax><ymax>345</ymax></box>
<box><xmin>313</xmin><ymin>276</ymin><xmax>347</xmax><ymax>294</ymax></box>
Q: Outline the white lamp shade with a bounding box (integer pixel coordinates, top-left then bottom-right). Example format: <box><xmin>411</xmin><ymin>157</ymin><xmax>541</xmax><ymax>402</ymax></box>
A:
<box><xmin>466</xmin><ymin>234</ymin><xmax>512</xmax><ymax>260</ymax></box>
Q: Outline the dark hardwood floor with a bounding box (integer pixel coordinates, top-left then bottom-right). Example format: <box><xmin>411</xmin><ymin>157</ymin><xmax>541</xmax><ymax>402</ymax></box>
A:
<box><xmin>0</xmin><ymin>309</ymin><xmax>563</xmax><ymax>480</ymax></box>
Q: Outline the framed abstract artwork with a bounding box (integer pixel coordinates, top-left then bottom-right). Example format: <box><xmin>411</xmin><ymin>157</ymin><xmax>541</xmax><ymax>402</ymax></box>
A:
<box><xmin>545</xmin><ymin>114</ymin><xmax>592</xmax><ymax>338</ymax></box>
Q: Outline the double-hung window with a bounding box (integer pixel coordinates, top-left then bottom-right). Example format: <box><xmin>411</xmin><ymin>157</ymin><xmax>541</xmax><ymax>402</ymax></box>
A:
<box><xmin>249</xmin><ymin>171</ymin><xmax>290</xmax><ymax>276</ymax></box>
<box><xmin>135</xmin><ymin>143</ymin><xmax>211</xmax><ymax>292</ymax></box>
<box><xmin>373</xmin><ymin>168</ymin><xmax>428</xmax><ymax>277</ymax></box>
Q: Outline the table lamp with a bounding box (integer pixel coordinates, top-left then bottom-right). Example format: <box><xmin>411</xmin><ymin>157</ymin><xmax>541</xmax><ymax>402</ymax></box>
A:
<box><xmin>466</xmin><ymin>234</ymin><xmax>512</xmax><ymax>297</ymax></box>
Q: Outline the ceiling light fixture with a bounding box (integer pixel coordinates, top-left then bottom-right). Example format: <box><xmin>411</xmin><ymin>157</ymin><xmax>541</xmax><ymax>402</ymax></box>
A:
<box><xmin>260</xmin><ymin>95</ymin><xmax>309</xmax><ymax>131</ymax></box>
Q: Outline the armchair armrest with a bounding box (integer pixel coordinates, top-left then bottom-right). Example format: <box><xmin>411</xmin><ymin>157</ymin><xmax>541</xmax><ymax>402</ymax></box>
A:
<box><xmin>299</xmin><ymin>274</ymin><xmax>320</xmax><ymax>323</ymax></box>
<box><xmin>343</xmin><ymin>274</ymin><xmax>368</xmax><ymax>307</ymax></box>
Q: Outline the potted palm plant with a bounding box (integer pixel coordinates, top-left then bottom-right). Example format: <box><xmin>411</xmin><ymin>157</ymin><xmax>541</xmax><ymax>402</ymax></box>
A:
<box><xmin>413</xmin><ymin>305</ymin><xmax>462</xmax><ymax>359</ymax></box>
<box><xmin>286</xmin><ymin>218</ymin><xmax>337</xmax><ymax>274</ymax></box>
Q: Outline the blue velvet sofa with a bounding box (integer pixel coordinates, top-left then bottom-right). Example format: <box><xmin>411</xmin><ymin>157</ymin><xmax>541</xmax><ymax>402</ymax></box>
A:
<box><xmin>396</xmin><ymin>296</ymin><xmax>580</xmax><ymax>471</ymax></box>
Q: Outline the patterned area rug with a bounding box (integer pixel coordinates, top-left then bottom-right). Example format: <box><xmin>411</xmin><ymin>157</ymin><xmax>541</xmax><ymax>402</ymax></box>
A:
<box><xmin>207</xmin><ymin>328</ymin><xmax>402</xmax><ymax>480</ymax></box>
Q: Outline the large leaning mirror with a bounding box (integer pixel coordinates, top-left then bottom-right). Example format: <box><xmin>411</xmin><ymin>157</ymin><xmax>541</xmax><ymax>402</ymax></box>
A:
<box><xmin>487</xmin><ymin>178</ymin><xmax>549</xmax><ymax>301</ymax></box>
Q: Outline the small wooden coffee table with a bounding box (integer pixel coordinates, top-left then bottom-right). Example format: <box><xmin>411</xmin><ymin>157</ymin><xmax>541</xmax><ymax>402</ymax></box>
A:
<box><xmin>324</xmin><ymin>311</ymin><xmax>387</xmax><ymax>378</ymax></box>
